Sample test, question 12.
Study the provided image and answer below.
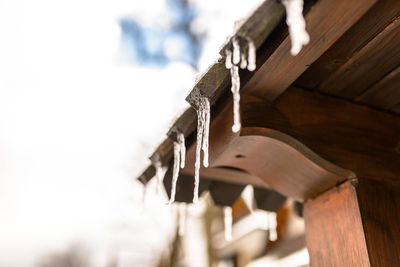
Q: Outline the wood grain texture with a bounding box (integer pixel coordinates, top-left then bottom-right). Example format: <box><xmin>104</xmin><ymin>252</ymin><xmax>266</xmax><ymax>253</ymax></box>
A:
<box><xmin>356</xmin><ymin>179</ymin><xmax>400</xmax><ymax>267</ymax></box>
<box><xmin>304</xmin><ymin>180</ymin><xmax>371</xmax><ymax>267</ymax></box>
<box><xmin>318</xmin><ymin>17</ymin><xmax>400</xmax><ymax>99</ymax></box>
<box><xmin>356</xmin><ymin>65</ymin><xmax>400</xmax><ymax>110</ymax></box>
<box><xmin>182</xmin><ymin>88</ymin><xmax>400</xmax><ymax>200</ymax></box>
<box><xmin>243</xmin><ymin>0</ymin><xmax>377</xmax><ymax>102</ymax></box>
<box><xmin>295</xmin><ymin>0</ymin><xmax>400</xmax><ymax>90</ymax></box>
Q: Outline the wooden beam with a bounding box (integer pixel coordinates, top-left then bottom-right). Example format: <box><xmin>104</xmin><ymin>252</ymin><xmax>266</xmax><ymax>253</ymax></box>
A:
<box><xmin>183</xmin><ymin>88</ymin><xmax>400</xmax><ymax>200</ymax></box>
<box><xmin>304</xmin><ymin>180</ymin><xmax>371</xmax><ymax>267</ymax></box>
<box><xmin>355</xmin><ymin>65</ymin><xmax>400</xmax><ymax>110</ymax></box>
<box><xmin>295</xmin><ymin>0</ymin><xmax>400</xmax><ymax>90</ymax></box>
<box><xmin>318</xmin><ymin>16</ymin><xmax>400</xmax><ymax>99</ymax></box>
<box><xmin>243</xmin><ymin>0</ymin><xmax>377</xmax><ymax>102</ymax></box>
<box><xmin>304</xmin><ymin>179</ymin><xmax>400</xmax><ymax>267</ymax></box>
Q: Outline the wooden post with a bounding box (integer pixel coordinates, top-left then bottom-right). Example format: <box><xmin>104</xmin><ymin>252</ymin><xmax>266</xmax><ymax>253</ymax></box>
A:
<box><xmin>304</xmin><ymin>180</ymin><xmax>400</xmax><ymax>267</ymax></box>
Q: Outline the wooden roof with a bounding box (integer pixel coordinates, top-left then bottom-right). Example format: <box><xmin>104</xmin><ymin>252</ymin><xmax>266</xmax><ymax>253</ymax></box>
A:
<box><xmin>137</xmin><ymin>0</ymin><xmax>400</xmax><ymax>205</ymax></box>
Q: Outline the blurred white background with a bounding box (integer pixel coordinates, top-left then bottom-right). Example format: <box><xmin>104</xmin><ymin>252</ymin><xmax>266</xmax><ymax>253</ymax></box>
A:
<box><xmin>0</xmin><ymin>0</ymin><xmax>262</xmax><ymax>266</ymax></box>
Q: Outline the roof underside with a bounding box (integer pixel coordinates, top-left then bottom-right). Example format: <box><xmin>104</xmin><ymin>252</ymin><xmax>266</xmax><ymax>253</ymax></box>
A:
<box><xmin>138</xmin><ymin>0</ymin><xmax>400</xmax><ymax>206</ymax></box>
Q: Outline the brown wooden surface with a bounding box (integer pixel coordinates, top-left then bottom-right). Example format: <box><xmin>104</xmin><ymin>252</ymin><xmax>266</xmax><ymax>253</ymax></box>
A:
<box><xmin>183</xmin><ymin>88</ymin><xmax>400</xmax><ymax>201</ymax></box>
<box><xmin>318</xmin><ymin>17</ymin><xmax>400</xmax><ymax>99</ymax></box>
<box><xmin>243</xmin><ymin>0</ymin><xmax>377</xmax><ymax>102</ymax></box>
<box><xmin>356</xmin><ymin>65</ymin><xmax>400</xmax><ymax>110</ymax></box>
<box><xmin>295</xmin><ymin>0</ymin><xmax>400</xmax><ymax>90</ymax></box>
<box><xmin>356</xmin><ymin>179</ymin><xmax>400</xmax><ymax>267</ymax></box>
<box><xmin>304</xmin><ymin>180</ymin><xmax>371</xmax><ymax>267</ymax></box>
<box><xmin>305</xmin><ymin>179</ymin><xmax>400</xmax><ymax>267</ymax></box>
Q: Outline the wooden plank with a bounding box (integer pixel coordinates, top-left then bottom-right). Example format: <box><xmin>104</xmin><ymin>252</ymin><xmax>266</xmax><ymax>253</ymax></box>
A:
<box><xmin>304</xmin><ymin>180</ymin><xmax>371</xmax><ymax>267</ymax></box>
<box><xmin>318</xmin><ymin>17</ymin><xmax>400</xmax><ymax>99</ymax></box>
<box><xmin>183</xmin><ymin>87</ymin><xmax>400</xmax><ymax>200</ymax></box>
<box><xmin>356</xmin><ymin>65</ymin><xmax>400</xmax><ymax>110</ymax></box>
<box><xmin>181</xmin><ymin>166</ymin><xmax>268</xmax><ymax>188</ymax></box>
<box><xmin>243</xmin><ymin>0</ymin><xmax>377</xmax><ymax>102</ymax></box>
<box><xmin>295</xmin><ymin>0</ymin><xmax>400</xmax><ymax>90</ymax></box>
<box><xmin>356</xmin><ymin>179</ymin><xmax>400</xmax><ymax>267</ymax></box>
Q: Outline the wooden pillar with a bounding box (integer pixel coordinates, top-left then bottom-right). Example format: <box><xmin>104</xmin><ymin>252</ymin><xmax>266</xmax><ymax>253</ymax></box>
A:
<box><xmin>304</xmin><ymin>180</ymin><xmax>400</xmax><ymax>267</ymax></box>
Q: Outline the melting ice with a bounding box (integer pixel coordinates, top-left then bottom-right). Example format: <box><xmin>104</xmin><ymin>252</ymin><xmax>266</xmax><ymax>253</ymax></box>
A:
<box><xmin>282</xmin><ymin>0</ymin><xmax>310</xmax><ymax>55</ymax></box>
<box><xmin>169</xmin><ymin>132</ymin><xmax>186</xmax><ymax>204</ymax></box>
<box><xmin>193</xmin><ymin>96</ymin><xmax>210</xmax><ymax>203</ymax></box>
<box><xmin>225</xmin><ymin>36</ymin><xmax>257</xmax><ymax>133</ymax></box>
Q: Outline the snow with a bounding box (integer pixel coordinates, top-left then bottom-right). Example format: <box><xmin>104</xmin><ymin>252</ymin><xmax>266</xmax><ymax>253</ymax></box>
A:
<box><xmin>282</xmin><ymin>0</ymin><xmax>310</xmax><ymax>56</ymax></box>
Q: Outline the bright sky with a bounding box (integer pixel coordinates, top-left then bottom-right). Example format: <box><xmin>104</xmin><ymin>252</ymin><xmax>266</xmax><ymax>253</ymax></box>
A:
<box><xmin>0</xmin><ymin>0</ymin><xmax>262</xmax><ymax>266</ymax></box>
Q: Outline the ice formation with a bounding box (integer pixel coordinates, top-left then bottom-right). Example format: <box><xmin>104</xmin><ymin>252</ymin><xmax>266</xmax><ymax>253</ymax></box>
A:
<box><xmin>154</xmin><ymin>160</ymin><xmax>163</xmax><ymax>194</ymax></box>
<box><xmin>178</xmin><ymin>203</ymin><xmax>187</xmax><ymax>236</ymax></box>
<box><xmin>178</xmin><ymin>132</ymin><xmax>186</xmax><ymax>169</ymax></box>
<box><xmin>225</xmin><ymin>36</ymin><xmax>257</xmax><ymax>133</ymax></box>
<box><xmin>224</xmin><ymin>206</ymin><xmax>233</xmax><ymax>242</ymax></box>
<box><xmin>169</xmin><ymin>132</ymin><xmax>186</xmax><ymax>204</ymax></box>
<box><xmin>282</xmin><ymin>0</ymin><xmax>310</xmax><ymax>56</ymax></box>
<box><xmin>193</xmin><ymin>96</ymin><xmax>210</xmax><ymax>203</ymax></box>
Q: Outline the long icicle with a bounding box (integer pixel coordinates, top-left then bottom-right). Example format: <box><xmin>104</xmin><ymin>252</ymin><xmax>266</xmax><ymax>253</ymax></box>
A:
<box><xmin>225</xmin><ymin>36</ymin><xmax>257</xmax><ymax>133</ymax></box>
<box><xmin>202</xmin><ymin>98</ymin><xmax>210</xmax><ymax>168</ymax></box>
<box><xmin>231</xmin><ymin>65</ymin><xmax>241</xmax><ymax>133</ymax></box>
<box><xmin>193</xmin><ymin>96</ymin><xmax>210</xmax><ymax>203</ymax></box>
<box><xmin>193</xmin><ymin>100</ymin><xmax>205</xmax><ymax>203</ymax></box>
<box><xmin>178</xmin><ymin>132</ymin><xmax>186</xmax><ymax>169</ymax></box>
<box><xmin>224</xmin><ymin>206</ymin><xmax>233</xmax><ymax>241</ymax></box>
<box><xmin>169</xmin><ymin>141</ymin><xmax>181</xmax><ymax>204</ymax></box>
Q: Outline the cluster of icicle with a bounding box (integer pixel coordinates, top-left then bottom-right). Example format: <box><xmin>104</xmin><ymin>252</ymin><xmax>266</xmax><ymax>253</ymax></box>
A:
<box><xmin>282</xmin><ymin>0</ymin><xmax>310</xmax><ymax>56</ymax></box>
<box><xmin>169</xmin><ymin>132</ymin><xmax>186</xmax><ymax>204</ymax></box>
<box><xmin>225</xmin><ymin>36</ymin><xmax>256</xmax><ymax>133</ymax></box>
<box><xmin>193</xmin><ymin>96</ymin><xmax>210</xmax><ymax>203</ymax></box>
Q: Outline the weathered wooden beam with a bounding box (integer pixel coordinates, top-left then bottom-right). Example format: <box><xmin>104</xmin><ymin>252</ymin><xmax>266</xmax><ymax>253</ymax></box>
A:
<box><xmin>243</xmin><ymin>0</ymin><xmax>377</xmax><ymax>102</ymax></box>
<box><xmin>355</xmin><ymin>65</ymin><xmax>400</xmax><ymax>110</ymax></box>
<box><xmin>183</xmin><ymin>87</ymin><xmax>400</xmax><ymax>200</ymax></box>
<box><xmin>304</xmin><ymin>179</ymin><xmax>400</xmax><ymax>267</ymax></box>
<box><xmin>318</xmin><ymin>16</ymin><xmax>400</xmax><ymax>99</ymax></box>
<box><xmin>295</xmin><ymin>0</ymin><xmax>400</xmax><ymax>90</ymax></box>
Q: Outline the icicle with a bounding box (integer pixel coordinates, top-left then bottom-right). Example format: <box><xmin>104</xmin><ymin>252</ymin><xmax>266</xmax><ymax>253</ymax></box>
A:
<box><xmin>194</xmin><ymin>103</ymin><xmax>204</xmax><ymax>203</ymax></box>
<box><xmin>224</xmin><ymin>36</ymin><xmax>257</xmax><ymax>133</ymax></box>
<box><xmin>202</xmin><ymin>98</ymin><xmax>210</xmax><ymax>168</ymax></box>
<box><xmin>224</xmin><ymin>206</ymin><xmax>233</xmax><ymax>242</ymax></box>
<box><xmin>282</xmin><ymin>0</ymin><xmax>310</xmax><ymax>56</ymax></box>
<box><xmin>178</xmin><ymin>132</ymin><xmax>186</xmax><ymax>169</ymax></box>
<box><xmin>169</xmin><ymin>141</ymin><xmax>181</xmax><ymax>204</ymax></box>
<box><xmin>225</xmin><ymin>49</ymin><xmax>233</xmax><ymax>69</ymax></box>
<box><xmin>178</xmin><ymin>203</ymin><xmax>187</xmax><ymax>236</ymax></box>
<box><xmin>193</xmin><ymin>96</ymin><xmax>210</xmax><ymax>203</ymax></box>
<box><xmin>232</xmin><ymin>37</ymin><xmax>241</xmax><ymax>65</ymax></box>
<box><xmin>231</xmin><ymin>65</ymin><xmax>241</xmax><ymax>133</ymax></box>
<box><xmin>268</xmin><ymin>212</ymin><xmax>278</xmax><ymax>241</ymax></box>
<box><xmin>240</xmin><ymin>52</ymin><xmax>247</xmax><ymax>69</ymax></box>
<box><xmin>246</xmin><ymin>38</ymin><xmax>256</xmax><ymax>71</ymax></box>
<box><xmin>154</xmin><ymin>160</ymin><xmax>163</xmax><ymax>194</ymax></box>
